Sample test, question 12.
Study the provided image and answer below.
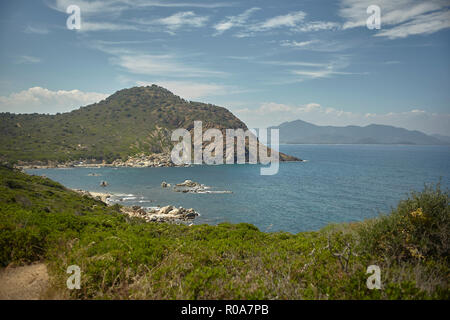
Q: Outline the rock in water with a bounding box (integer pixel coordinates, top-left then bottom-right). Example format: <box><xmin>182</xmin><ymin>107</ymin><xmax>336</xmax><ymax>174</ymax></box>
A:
<box><xmin>176</xmin><ymin>179</ymin><xmax>199</xmax><ymax>187</ymax></box>
<box><xmin>161</xmin><ymin>181</ymin><xmax>168</xmax><ymax>188</ymax></box>
<box><xmin>100</xmin><ymin>181</ymin><xmax>108</xmax><ymax>187</ymax></box>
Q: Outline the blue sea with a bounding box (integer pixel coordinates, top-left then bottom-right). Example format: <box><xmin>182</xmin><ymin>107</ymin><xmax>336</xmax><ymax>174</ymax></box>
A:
<box><xmin>27</xmin><ymin>145</ymin><xmax>450</xmax><ymax>234</ymax></box>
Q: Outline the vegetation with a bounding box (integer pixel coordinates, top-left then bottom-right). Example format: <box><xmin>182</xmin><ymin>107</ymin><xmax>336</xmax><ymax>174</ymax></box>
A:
<box><xmin>0</xmin><ymin>86</ymin><xmax>247</xmax><ymax>164</ymax></box>
<box><xmin>0</xmin><ymin>165</ymin><xmax>448</xmax><ymax>299</ymax></box>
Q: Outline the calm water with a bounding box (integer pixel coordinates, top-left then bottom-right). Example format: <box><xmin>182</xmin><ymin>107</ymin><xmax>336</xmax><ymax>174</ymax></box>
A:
<box><xmin>28</xmin><ymin>145</ymin><xmax>450</xmax><ymax>234</ymax></box>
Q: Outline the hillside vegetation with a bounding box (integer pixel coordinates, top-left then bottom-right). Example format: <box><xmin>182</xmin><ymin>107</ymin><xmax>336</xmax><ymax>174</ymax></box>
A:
<box><xmin>0</xmin><ymin>86</ymin><xmax>250</xmax><ymax>164</ymax></box>
<box><xmin>0</xmin><ymin>165</ymin><xmax>448</xmax><ymax>299</ymax></box>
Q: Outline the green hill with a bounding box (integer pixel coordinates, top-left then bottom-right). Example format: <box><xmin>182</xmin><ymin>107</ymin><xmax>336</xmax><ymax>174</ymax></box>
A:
<box><xmin>0</xmin><ymin>85</ymin><xmax>298</xmax><ymax>164</ymax></box>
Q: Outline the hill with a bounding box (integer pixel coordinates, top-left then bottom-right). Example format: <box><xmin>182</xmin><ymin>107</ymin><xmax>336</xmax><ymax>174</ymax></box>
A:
<box><xmin>271</xmin><ymin>119</ymin><xmax>447</xmax><ymax>145</ymax></box>
<box><xmin>0</xmin><ymin>85</ymin><xmax>298</xmax><ymax>165</ymax></box>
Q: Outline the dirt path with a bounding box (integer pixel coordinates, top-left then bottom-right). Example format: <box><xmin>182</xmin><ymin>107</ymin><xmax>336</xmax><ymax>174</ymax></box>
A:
<box><xmin>0</xmin><ymin>263</ymin><xmax>49</xmax><ymax>300</ymax></box>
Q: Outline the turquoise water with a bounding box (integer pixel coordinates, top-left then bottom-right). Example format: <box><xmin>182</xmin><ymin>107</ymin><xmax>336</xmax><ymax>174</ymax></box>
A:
<box><xmin>28</xmin><ymin>145</ymin><xmax>450</xmax><ymax>234</ymax></box>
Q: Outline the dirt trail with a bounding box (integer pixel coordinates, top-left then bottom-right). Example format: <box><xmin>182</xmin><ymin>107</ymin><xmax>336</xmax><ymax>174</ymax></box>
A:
<box><xmin>0</xmin><ymin>263</ymin><xmax>49</xmax><ymax>300</ymax></box>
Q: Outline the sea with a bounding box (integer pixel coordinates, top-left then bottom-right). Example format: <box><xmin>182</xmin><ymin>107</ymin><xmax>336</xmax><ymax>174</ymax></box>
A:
<box><xmin>27</xmin><ymin>144</ymin><xmax>450</xmax><ymax>234</ymax></box>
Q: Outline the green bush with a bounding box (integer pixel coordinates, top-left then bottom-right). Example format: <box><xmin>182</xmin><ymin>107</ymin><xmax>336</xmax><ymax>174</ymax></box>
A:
<box><xmin>359</xmin><ymin>183</ymin><xmax>449</xmax><ymax>263</ymax></box>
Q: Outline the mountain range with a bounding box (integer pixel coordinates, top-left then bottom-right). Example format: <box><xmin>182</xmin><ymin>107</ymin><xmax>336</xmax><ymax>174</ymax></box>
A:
<box><xmin>270</xmin><ymin>119</ymin><xmax>449</xmax><ymax>145</ymax></box>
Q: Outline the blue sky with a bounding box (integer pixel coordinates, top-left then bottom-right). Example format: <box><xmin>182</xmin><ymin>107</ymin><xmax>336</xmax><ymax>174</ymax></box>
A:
<box><xmin>0</xmin><ymin>0</ymin><xmax>449</xmax><ymax>135</ymax></box>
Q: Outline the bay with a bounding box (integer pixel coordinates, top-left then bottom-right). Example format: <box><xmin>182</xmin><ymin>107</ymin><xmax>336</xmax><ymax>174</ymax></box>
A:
<box><xmin>28</xmin><ymin>144</ymin><xmax>450</xmax><ymax>234</ymax></box>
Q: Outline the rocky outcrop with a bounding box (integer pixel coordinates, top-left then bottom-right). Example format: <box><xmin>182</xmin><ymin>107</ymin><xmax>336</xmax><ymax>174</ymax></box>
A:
<box><xmin>73</xmin><ymin>188</ymin><xmax>199</xmax><ymax>223</ymax></box>
<box><xmin>176</xmin><ymin>179</ymin><xmax>200</xmax><ymax>187</ymax></box>
<box><xmin>122</xmin><ymin>205</ymin><xmax>199</xmax><ymax>222</ymax></box>
<box><xmin>15</xmin><ymin>153</ymin><xmax>186</xmax><ymax>169</ymax></box>
<box><xmin>72</xmin><ymin>189</ymin><xmax>111</xmax><ymax>203</ymax></box>
<box><xmin>111</xmin><ymin>153</ymin><xmax>188</xmax><ymax>168</ymax></box>
<box><xmin>161</xmin><ymin>181</ymin><xmax>170</xmax><ymax>188</ymax></box>
<box><xmin>170</xmin><ymin>180</ymin><xmax>233</xmax><ymax>194</ymax></box>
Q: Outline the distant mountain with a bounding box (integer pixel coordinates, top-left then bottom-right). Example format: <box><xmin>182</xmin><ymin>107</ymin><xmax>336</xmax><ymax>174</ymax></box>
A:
<box><xmin>270</xmin><ymin>119</ymin><xmax>447</xmax><ymax>145</ymax></box>
<box><xmin>432</xmin><ymin>134</ymin><xmax>450</xmax><ymax>144</ymax></box>
<box><xmin>0</xmin><ymin>85</ymin><xmax>298</xmax><ymax>164</ymax></box>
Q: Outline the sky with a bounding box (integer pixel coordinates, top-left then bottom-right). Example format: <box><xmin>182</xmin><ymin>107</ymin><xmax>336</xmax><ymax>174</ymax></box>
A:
<box><xmin>0</xmin><ymin>0</ymin><xmax>449</xmax><ymax>135</ymax></box>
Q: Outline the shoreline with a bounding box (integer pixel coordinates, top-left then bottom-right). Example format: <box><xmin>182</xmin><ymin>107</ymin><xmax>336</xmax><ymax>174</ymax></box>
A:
<box><xmin>72</xmin><ymin>189</ymin><xmax>199</xmax><ymax>224</ymax></box>
<box><xmin>14</xmin><ymin>150</ymin><xmax>303</xmax><ymax>170</ymax></box>
<box><xmin>17</xmin><ymin>159</ymin><xmax>304</xmax><ymax>170</ymax></box>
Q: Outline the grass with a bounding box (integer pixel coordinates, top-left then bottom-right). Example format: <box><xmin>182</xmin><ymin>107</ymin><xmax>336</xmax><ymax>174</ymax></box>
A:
<box><xmin>0</xmin><ymin>165</ymin><xmax>448</xmax><ymax>299</ymax></box>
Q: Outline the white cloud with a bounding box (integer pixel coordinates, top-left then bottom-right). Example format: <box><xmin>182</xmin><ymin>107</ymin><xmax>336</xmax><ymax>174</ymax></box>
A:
<box><xmin>339</xmin><ymin>0</ymin><xmax>450</xmax><ymax>39</ymax></box>
<box><xmin>111</xmin><ymin>53</ymin><xmax>227</xmax><ymax>78</ymax></box>
<box><xmin>294</xmin><ymin>21</ymin><xmax>340</xmax><ymax>32</ymax></box>
<box><xmin>233</xmin><ymin>101</ymin><xmax>450</xmax><ymax>135</ymax></box>
<box><xmin>79</xmin><ymin>22</ymin><xmax>140</xmax><ymax>32</ymax></box>
<box><xmin>153</xmin><ymin>11</ymin><xmax>209</xmax><ymax>32</ymax></box>
<box><xmin>264</xmin><ymin>60</ymin><xmax>327</xmax><ymax>68</ymax></box>
<box><xmin>49</xmin><ymin>0</ymin><xmax>115</xmax><ymax>15</ymax></box>
<box><xmin>0</xmin><ymin>87</ymin><xmax>109</xmax><ymax>114</ymax></box>
<box><xmin>280</xmin><ymin>40</ymin><xmax>319</xmax><ymax>48</ymax></box>
<box><xmin>72</xmin><ymin>11</ymin><xmax>208</xmax><ymax>33</ymax></box>
<box><xmin>24</xmin><ymin>25</ymin><xmax>49</xmax><ymax>34</ymax></box>
<box><xmin>49</xmin><ymin>0</ymin><xmax>231</xmax><ymax>15</ymax></box>
<box><xmin>231</xmin><ymin>56</ymin><xmax>361</xmax><ymax>82</ymax></box>
<box><xmin>213</xmin><ymin>7</ymin><xmax>260</xmax><ymax>35</ymax></box>
<box><xmin>48</xmin><ymin>0</ymin><xmax>227</xmax><ymax>33</ymax></box>
<box><xmin>287</xmin><ymin>56</ymin><xmax>362</xmax><ymax>80</ymax></box>
<box><xmin>279</xmin><ymin>39</ymin><xmax>349</xmax><ymax>52</ymax></box>
<box><xmin>88</xmin><ymin>41</ymin><xmax>228</xmax><ymax>80</ymax></box>
<box><xmin>375</xmin><ymin>9</ymin><xmax>450</xmax><ymax>39</ymax></box>
<box><xmin>250</xmin><ymin>11</ymin><xmax>306</xmax><ymax>31</ymax></box>
<box><xmin>15</xmin><ymin>56</ymin><xmax>41</xmax><ymax>64</ymax></box>
<box><xmin>291</xmin><ymin>68</ymin><xmax>356</xmax><ymax>79</ymax></box>
<box><xmin>217</xmin><ymin>10</ymin><xmax>340</xmax><ymax>37</ymax></box>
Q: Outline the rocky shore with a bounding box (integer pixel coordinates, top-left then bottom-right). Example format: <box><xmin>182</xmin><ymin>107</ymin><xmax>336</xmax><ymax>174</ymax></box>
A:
<box><xmin>15</xmin><ymin>150</ymin><xmax>302</xmax><ymax>170</ymax></box>
<box><xmin>73</xmin><ymin>189</ymin><xmax>112</xmax><ymax>203</ymax></box>
<box><xmin>123</xmin><ymin>205</ymin><xmax>199</xmax><ymax>222</ymax></box>
<box><xmin>72</xmin><ymin>189</ymin><xmax>199</xmax><ymax>223</ymax></box>
<box><xmin>110</xmin><ymin>153</ymin><xmax>189</xmax><ymax>168</ymax></box>
<box><xmin>16</xmin><ymin>153</ymin><xmax>186</xmax><ymax>170</ymax></box>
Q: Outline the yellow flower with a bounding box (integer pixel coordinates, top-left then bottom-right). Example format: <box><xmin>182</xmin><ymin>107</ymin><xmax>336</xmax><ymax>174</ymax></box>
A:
<box><xmin>408</xmin><ymin>246</ymin><xmax>424</xmax><ymax>260</ymax></box>
<box><xmin>410</xmin><ymin>208</ymin><xmax>424</xmax><ymax>218</ymax></box>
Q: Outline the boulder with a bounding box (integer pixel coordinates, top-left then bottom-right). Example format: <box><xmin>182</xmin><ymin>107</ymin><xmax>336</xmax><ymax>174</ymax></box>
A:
<box><xmin>176</xmin><ymin>179</ymin><xmax>199</xmax><ymax>187</ymax></box>
<box><xmin>159</xmin><ymin>205</ymin><xmax>173</xmax><ymax>215</ymax></box>
<box><xmin>185</xmin><ymin>211</ymin><xmax>197</xmax><ymax>219</ymax></box>
<box><xmin>168</xmin><ymin>208</ymin><xmax>182</xmax><ymax>215</ymax></box>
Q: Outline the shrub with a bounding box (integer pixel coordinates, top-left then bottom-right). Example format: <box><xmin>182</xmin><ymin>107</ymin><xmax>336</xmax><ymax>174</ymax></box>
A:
<box><xmin>359</xmin><ymin>183</ymin><xmax>449</xmax><ymax>264</ymax></box>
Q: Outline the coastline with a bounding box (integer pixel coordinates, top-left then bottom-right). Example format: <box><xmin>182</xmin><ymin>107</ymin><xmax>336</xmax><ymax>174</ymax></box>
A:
<box><xmin>15</xmin><ymin>153</ymin><xmax>183</xmax><ymax>170</ymax></box>
<box><xmin>15</xmin><ymin>156</ymin><xmax>303</xmax><ymax>170</ymax></box>
<box><xmin>14</xmin><ymin>148</ymin><xmax>303</xmax><ymax>170</ymax></box>
<box><xmin>71</xmin><ymin>188</ymin><xmax>199</xmax><ymax>224</ymax></box>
